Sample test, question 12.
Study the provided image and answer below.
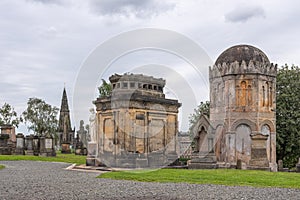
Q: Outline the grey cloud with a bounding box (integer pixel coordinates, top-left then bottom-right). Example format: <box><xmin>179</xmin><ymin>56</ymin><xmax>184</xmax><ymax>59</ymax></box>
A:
<box><xmin>89</xmin><ymin>0</ymin><xmax>175</xmax><ymax>18</ymax></box>
<box><xmin>225</xmin><ymin>5</ymin><xmax>265</xmax><ymax>23</ymax></box>
<box><xmin>27</xmin><ymin>0</ymin><xmax>62</xmax><ymax>4</ymax></box>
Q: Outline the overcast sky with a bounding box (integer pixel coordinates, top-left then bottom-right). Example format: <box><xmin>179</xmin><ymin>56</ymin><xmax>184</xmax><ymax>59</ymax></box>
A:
<box><xmin>1</xmin><ymin>0</ymin><xmax>300</xmax><ymax>133</ymax></box>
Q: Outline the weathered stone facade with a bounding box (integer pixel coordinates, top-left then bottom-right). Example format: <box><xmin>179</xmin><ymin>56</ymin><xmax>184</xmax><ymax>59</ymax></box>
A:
<box><xmin>90</xmin><ymin>73</ymin><xmax>181</xmax><ymax>168</ymax></box>
<box><xmin>203</xmin><ymin>44</ymin><xmax>277</xmax><ymax>171</ymax></box>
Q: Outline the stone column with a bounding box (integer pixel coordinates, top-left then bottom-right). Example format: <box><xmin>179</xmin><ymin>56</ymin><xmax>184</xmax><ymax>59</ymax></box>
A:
<box><xmin>15</xmin><ymin>133</ymin><xmax>25</xmax><ymax>155</ymax></box>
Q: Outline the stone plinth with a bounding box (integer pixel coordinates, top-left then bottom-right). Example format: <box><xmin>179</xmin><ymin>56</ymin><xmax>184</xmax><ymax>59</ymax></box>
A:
<box><xmin>248</xmin><ymin>134</ymin><xmax>270</xmax><ymax>171</ymax></box>
<box><xmin>188</xmin><ymin>152</ymin><xmax>217</xmax><ymax>169</ymax></box>
<box><xmin>86</xmin><ymin>142</ymin><xmax>97</xmax><ymax>166</ymax></box>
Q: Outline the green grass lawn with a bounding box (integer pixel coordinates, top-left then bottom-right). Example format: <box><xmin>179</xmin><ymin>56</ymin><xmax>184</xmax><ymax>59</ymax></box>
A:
<box><xmin>0</xmin><ymin>165</ymin><xmax>4</xmax><ymax>170</ymax></box>
<box><xmin>99</xmin><ymin>168</ymin><xmax>300</xmax><ymax>189</ymax></box>
<box><xmin>0</xmin><ymin>152</ymin><xmax>86</xmax><ymax>165</ymax></box>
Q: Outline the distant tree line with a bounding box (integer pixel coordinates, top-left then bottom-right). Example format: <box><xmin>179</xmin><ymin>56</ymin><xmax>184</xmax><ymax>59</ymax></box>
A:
<box><xmin>0</xmin><ymin>98</ymin><xmax>58</xmax><ymax>138</ymax></box>
<box><xmin>276</xmin><ymin>64</ymin><xmax>300</xmax><ymax>168</ymax></box>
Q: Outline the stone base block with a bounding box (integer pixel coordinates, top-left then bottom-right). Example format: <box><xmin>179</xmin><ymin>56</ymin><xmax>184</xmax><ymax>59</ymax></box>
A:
<box><xmin>61</xmin><ymin>143</ymin><xmax>71</xmax><ymax>154</ymax></box>
<box><xmin>188</xmin><ymin>162</ymin><xmax>217</xmax><ymax>169</ymax></box>
<box><xmin>75</xmin><ymin>148</ymin><xmax>87</xmax><ymax>156</ymax></box>
<box><xmin>86</xmin><ymin>157</ymin><xmax>96</xmax><ymax>166</ymax></box>
<box><xmin>87</xmin><ymin>142</ymin><xmax>97</xmax><ymax>156</ymax></box>
<box><xmin>247</xmin><ymin>166</ymin><xmax>270</xmax><ymax>171</ymax></box>
<box><xmin>15</xmin><ymin>148</ymin><xmax>25</xmax><ymax>155</ymax></box>
<box><xmin>40</xmin><ymin>150</ymin><xmax>56</xmax><ymax>157</ymax></box>
<box><xmin>136</xmin><ymin>158</ymin><xmax>149</xmax><ymax>168</ymax></box>
<box><xmin>188</xmin><ymin>154</ymin><xmax>217</xmax><ymax>169</ymax></box>
<box><xmin>25</xmin><ymin>150</ymin><xmax>34</xmax><ymax>155</ymax></box>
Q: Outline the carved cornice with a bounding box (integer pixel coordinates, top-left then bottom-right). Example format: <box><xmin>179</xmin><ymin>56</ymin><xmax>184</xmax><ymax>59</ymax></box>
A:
<box><xmin>209</xmin><ymin>61</ymin><xmax>277</xmax><ymax>79</ymax></box>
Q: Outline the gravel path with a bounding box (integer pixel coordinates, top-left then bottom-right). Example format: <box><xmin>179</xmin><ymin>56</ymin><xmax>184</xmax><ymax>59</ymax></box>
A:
<box><xmin>0</xmin><ymin>161</ymin><xmax>299</xmax><ymax>200</ymax></box>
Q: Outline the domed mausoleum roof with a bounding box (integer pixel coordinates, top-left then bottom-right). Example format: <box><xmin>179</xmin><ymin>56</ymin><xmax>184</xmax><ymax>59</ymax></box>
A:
<box><xmin>215</xmin><ymin>44</ymin><xmax>270</xmax><ymax>66</ymax></box>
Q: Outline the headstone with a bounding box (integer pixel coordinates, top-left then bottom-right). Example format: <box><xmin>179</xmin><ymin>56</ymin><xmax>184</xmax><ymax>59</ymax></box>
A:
<box><xmin>25</xmin><ymin>135</ymin><xmax>34</xmax><ymax>155</ymax></box>
<box><xmin>45</xmin><ymin>138</ymin><xmax>52</xmax><ymax>149</ymax></box>
<box><xmin>77</xmin><ymin>120</ymin><xmax>88</xmax><ymax>148</ymax></box>
<box><xmin>236</xmin><ymin>159</ymin><xmax>242</xmax><ymax>169</ymax></box>
<box><xmin>15</xmin><ymin>133</ymin><xmax>25</xmax><ymax>155</ymax></box>
<box><xmin>296</xmin><ymin>158</ymin><xmax>300</xmax><ymax>173</ymax></box>
<box><xmin>278</xmin><ymin>160</ymin><xmax>283</xmax><ymax>171</ymax></box>
<box><xmin>40</xmin><ymin>134</ymin><xmax>56</xmax><ymax>157</ymax></box>
<box><xmin>33</xmin><ymin>136</ymin><xmax>39</xmax><ymax>156</ymax></box>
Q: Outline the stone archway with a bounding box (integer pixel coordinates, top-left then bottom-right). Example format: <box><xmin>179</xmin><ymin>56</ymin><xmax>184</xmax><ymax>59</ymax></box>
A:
<box><xmin>235</xmin><ymin>124</ymin><xmax>252</xmax><ymax>164</ymax></box>
<box><xmin>194</xmin><ymin>126</ymin><xmax>207</xmax><ymax>152</ymax></box>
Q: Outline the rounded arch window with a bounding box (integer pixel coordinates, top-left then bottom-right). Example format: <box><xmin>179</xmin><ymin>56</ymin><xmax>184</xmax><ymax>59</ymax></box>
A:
<box><xmin>261</xmin><ymin>124</ymin><xmax>270</xmax><ymax>136</ymax></box>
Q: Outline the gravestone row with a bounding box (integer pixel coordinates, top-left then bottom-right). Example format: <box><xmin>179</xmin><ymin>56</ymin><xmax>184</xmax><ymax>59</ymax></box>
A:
<box><xmin>0</xmin><ymin>133</ymin><xmax>56</xmax><ymax>157</ymax></box>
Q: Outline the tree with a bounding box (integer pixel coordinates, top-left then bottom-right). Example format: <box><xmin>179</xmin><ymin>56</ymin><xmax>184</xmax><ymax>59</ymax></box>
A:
<box><xmin>98</xmin><ymin>79</ymin><xmax>112</xmax><ymax>97</ymax></box>
<box><xmin>276</xmin><ymin>64</ymin><xmax>300</xmax><ymax>168</ymax></box>
<box><xmin>22</xmin><ymin>98</ymin><xmax>59</xmax><ymax>137</ymax></box>
<box><xmin>0</xmin><ymin>103</ymin><xmax>22</xmax><ymax>127</ymax></box>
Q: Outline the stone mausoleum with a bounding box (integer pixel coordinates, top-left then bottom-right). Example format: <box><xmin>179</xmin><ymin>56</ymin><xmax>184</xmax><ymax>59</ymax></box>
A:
<box><xmin>189</xmin><ymin>44</ymin><xmax>277</xmax><ymax>171</ymax></box>
<box><xmin>87</xmin><ymin>73</ymin><xmax>181</xmax><ymax>168</ymax></box>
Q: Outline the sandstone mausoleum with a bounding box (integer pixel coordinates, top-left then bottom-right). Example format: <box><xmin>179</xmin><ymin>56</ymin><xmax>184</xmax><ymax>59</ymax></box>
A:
<box><xmin>87</xmin><ymin>73</ymin><xmax>181</xmax><ymax>168</ymax></box>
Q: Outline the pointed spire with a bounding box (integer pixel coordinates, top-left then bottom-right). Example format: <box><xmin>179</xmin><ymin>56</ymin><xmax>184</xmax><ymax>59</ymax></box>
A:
<box><xmin>58</xmin><ymin>86</ymin><xmax>72</xmax><ymax>134</ymax></box>
<box><xmin>60</xmin><ymin>87</ymin><xmax>69</xmax><ymax>112</ymax></box>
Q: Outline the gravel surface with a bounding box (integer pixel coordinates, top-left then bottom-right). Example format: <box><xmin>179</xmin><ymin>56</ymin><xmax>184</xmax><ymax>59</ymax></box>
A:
<box><xmin>0</xmin><ymin>161</ymin><xmax>299</xmax><ymax>200</ymax></box>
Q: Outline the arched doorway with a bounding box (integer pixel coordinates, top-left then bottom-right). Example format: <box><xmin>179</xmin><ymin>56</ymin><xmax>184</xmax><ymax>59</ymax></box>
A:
<box><xmin>236</xmin><ymin>124</ymin><xmax>251</xmax><ymax>164</ymax></box>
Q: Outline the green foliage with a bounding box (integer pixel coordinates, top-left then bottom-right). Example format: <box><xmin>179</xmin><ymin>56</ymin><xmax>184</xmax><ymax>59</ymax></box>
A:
<box><xmin>98</xmin><ymin>79</ymin><xmax>112</xmax><ymax>97</ymax></box>
<box><xmin>99</xmin><ymin>168</ymin><xmax>300</xmax><ymax>189</ymax></box>
<box><xmin>0</xmin><ymin>165</ymin><xmax>4</xmax><ymax>170</ymax></box>
<box><xmin>0</xmin><ymin>103</ymin><xmax>22</xmax><ymax>127</ymax></box>
<box><xmin>0</xmin><ymin>152</ymin><xmax>86</xmax><ymax>165</ymax></box>
<box><xmin>22</xmin><ymin>98</ymin><xmax>59</xmax><ymax>137</ymax></box>
<box><xmin>276</xmin><ymin>64</ymin><xmax>300</xmax><ymax>168</ymax></box>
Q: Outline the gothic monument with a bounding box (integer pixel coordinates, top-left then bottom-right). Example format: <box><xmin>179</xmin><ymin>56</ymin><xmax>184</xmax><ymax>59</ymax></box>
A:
<box><xmin>189</xmin><ymin>44</ymin><xmax>277</xmax><ymax>171</ymax></box>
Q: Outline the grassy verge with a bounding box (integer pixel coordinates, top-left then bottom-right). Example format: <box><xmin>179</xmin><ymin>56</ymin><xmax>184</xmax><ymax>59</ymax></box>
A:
<box><xmin>0</xmin><ymin>152</ymin><xmax>86</xmax><ymax>165</ymax></box>
<box><xmin>99</xmin><ymin>168</ymin><xmax>300</xmax><ymax>189</ymax></box>
<box><xmin>0</xmin><ymin>165</ymin><xmax>4</xmax><ymax>170</ymax></box>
